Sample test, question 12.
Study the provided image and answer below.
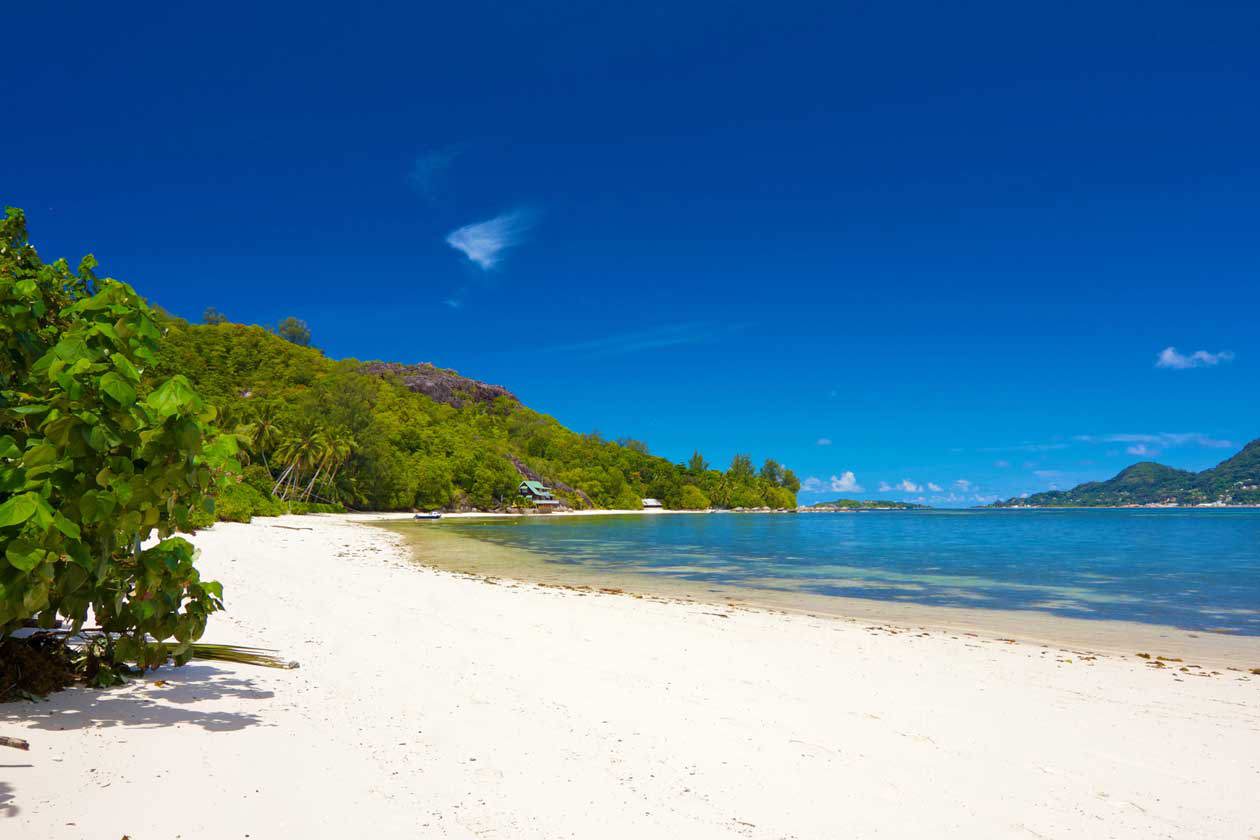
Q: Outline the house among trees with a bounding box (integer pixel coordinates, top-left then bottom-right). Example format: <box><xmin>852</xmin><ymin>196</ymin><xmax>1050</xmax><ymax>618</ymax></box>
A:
<box><xmin>642</xmin><ymin>498</ymin><xmax>663</xmax><ymax>510</ymax></box>
<box><xmin>519</xmin><ymin>480</ymin><xmax>561</xmax><ymax>507</ymax></box>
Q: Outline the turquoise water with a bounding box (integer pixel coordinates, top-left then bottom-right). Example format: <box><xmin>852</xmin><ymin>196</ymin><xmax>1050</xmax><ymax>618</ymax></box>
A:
<box><xmin>444</xmin><ymin>510</ymin><xmax>1260</xmax><ymax>634</ymax></box>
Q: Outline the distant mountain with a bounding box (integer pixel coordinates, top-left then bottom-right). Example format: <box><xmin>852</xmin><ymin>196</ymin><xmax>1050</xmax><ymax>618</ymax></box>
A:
<box><xmin>803</xmin><ymin>499</ymin><xmax>930</xmax><ymax>511</ymax></box>
<box><xmin>993</xmin><ymin>439</ymin><xmax>1260</xmax><ymax>507</ymax></box>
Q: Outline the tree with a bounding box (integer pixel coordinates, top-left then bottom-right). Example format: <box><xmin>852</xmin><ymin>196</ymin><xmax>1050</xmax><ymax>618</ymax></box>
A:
<box><xmin>276</xmin><ymin>317</ymin><xmax>311</xmax><ymax>347</ymax></box>
<box><xmin>617</xmin><ymin>437</ymin><xmax>649</xmax><ymax>455</ymax></box>
<box><xmin>239</xmin><ymin>401</ymin><xmax>283</xmax><ymax>470</ymax></box>
<box><xmin>728</xmin><ymin>453</ymin><xmax>755</xmax><ymax>482</ymax></box>
<box><xmin>760</xmin><ymin>458</ymin><xmax>783</xmax><ymax>485</ymax></box>
<box><xmin>687</xmin><ymin>450</ymin><xmax>708</xmax><ymax>474</ymax></box>
<box><xmin>203</xmin><ymin>307</ymin><xmax>228</xmax><ymax>325</ymax></box>
<box><xmin>0</xmin><ymin>208</ymin><xmax>236</xmax><ymax>682</ymax></box>
<box><xmin>781</xmin><ymin>468</ymin><xmax>801</xmax><ymax>494</ymax></box>
<box><xmin>678</xmin><ymin>485</ymin><xmax>710</xmax><ymax>510</ymax></box>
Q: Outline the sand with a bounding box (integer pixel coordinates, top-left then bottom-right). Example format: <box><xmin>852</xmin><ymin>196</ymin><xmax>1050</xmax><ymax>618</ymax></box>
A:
<box><xmin>3</xmin><ymin>514</ymin><xmax>1257</xmax><ymax>838</ymax></box>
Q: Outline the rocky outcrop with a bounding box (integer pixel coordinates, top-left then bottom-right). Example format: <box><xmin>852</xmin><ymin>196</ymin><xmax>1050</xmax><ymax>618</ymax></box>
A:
<box><xmin>363</xmin><ymin>362</ymin><xmax>518</xmax><ymax>409</ymax></box>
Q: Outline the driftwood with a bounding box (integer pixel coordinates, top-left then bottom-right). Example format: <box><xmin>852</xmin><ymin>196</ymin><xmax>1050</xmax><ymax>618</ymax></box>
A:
<box><xmin>1</xmin><ymin>736</ymin><xmax>30</xmax><ymax>751</ymax></box>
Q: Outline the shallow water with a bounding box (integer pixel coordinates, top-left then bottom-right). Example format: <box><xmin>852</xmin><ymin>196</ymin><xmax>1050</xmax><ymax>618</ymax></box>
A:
<box><xmin>420</xmin><ymin>509</ymin><xmax>1260</xmax><ymax>634</ymax></box>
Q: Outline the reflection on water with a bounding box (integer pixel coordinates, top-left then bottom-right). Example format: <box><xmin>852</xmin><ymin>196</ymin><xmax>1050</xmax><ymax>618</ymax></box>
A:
<box><xmin>392</xmin><ymin>509</ymin><xmax>1260</xmax><ymax>635</ymax></box>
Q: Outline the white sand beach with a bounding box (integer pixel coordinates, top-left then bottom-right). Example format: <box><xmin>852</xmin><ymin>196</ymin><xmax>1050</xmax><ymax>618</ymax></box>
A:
<box><xmin>4</xmin><ymin>514</ymin><xmax>1258</xmax><ymax>839</ymax></box>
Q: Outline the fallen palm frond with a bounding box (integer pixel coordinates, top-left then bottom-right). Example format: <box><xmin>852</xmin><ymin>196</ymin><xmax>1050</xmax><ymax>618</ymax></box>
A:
<box><xmin>188</xmin><ymin>643</ymin><xmax>299</xmax><ymax>669</ymax></box>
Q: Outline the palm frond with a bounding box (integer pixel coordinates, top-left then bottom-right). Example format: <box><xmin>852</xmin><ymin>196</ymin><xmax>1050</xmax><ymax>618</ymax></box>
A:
<box><xmin>189</xmin><ymin>643</ymin><xmax>299</xmax><ymax>669</ymax></box>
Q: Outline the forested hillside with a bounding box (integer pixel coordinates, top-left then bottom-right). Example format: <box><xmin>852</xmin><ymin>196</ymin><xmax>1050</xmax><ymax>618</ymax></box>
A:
<box><xmin>152</xmin><ymin>318</ymin><xmax>800</xmax><ymax>514</ymax></box>
<box><xmin>992</xmin><ymin>440</ymin><xmax>1260</xmax><ymax>507</ymax></box>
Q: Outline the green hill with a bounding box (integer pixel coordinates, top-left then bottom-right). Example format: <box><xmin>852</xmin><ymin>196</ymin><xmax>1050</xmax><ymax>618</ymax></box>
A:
<box><xmin>151</xmin><ymin>317</ymin><xmax>799</xmax><ymax>515</ymax></box>
<box><xmin>993</xmin><ymin>440</ymin><xmax>1260</xmax><ymax>507</ymax></box>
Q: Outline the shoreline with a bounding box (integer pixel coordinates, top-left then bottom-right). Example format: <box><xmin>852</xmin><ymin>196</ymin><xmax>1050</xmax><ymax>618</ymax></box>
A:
<box><xmin>6</xmin><ymin>514</ymin><xmax>1258</xmax><ymax>838</ymax></box>
<box><xmin>377</xmin><ymin>517</ymin><xmax>1260</xmax><ymax>671</ymax></box>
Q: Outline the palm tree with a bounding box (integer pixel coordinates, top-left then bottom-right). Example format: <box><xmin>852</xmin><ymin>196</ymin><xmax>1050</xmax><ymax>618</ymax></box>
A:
<box><xmin>272</xmin><ymin>425</ymin><xmax>329</xmax><ymax>501</ymax></box>
<box><xmin>240</xmin><ymin>402</ymin><xmax>283</xmax><ymax>472</ymax></box>
<box><xmin>308</xmin><ymin>431</ymin><xmax>355</xmax><ymax>502</ymax></box>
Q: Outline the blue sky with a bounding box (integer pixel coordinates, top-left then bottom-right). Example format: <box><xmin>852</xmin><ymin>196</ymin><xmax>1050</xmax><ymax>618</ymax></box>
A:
<box><xmin>6</xmin><ymin>1</ymin><xmax>1258</xmax><ymax>505</ymax></box>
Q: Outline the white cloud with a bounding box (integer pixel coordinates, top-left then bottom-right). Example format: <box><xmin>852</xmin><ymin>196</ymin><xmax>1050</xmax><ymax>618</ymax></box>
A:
<box><xmin>1126</xmin><ymin>443</ymin><xmax>1156</xmax><ymax>457</ymax></box>
<box><xmin>802</xmin><ymin>472</ymin><xmax>863</xmax><ymax>494</ymax></box>
<box><xmin>830</xmin><ymin>471</ymin><xmax>862</xmax><ymax>493</ymax></box>
<box><xmin>954</xmin><ymin>479</ymin><xmax>972</xmax><ymax>490</ymax></box>
<box><xmin>881</xmin><ymin>479</ymin><xmax>921</xmax><ymax>493</ymax></box>
<box><xmin>993</xmin><ymin>460</ymin><xmax>1010</xmax><ymax>469</ymax></box>
<box><xmin>927</xmin><ymin>482</ymin><xmax>943</xmax><ymax>492</ymax></box>
<box><xmin>1155</xmin><ymin>346</ymin><xmax>1235</xmax><ymax>370</ymax></box>
<box><xmin>1034</xmin><ymin>469</ymin><xmax>1062</xmax><ymax>479</ymax></box>
<box><xmin>816</xmin><ymin>437</ymin><xmax>832</xmax><ymax>446</ymax></box>
<box><xmin>445</xmin><ymin>209</ymin><xmax>535</xmax><ymax>269</ymax></box>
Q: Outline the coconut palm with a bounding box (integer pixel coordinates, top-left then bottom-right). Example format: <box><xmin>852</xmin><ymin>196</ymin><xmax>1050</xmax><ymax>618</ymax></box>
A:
<box><xmin>272</xmin><ymin>425</ymin><xmax>330</xmax><ymax>500</ymax></box>
<box><xmin>239</xmin><ymin>401</ymin><xmax>283</xmax><ymax>471</ymax></box>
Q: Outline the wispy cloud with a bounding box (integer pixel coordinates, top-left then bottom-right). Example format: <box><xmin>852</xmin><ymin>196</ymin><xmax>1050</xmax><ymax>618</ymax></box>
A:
<box><xmin>993</xmin><ymin>460</ymin><xmax>1011</xmax><ymax>469</ymax></box>
<box><xmin>446</xmin><ymin>209</ymin><xmax>536</xmax><ymax>270</ymax></box>
<box><xmin>1126</xmin><ymin>443</ymin><xmax>1155</xmax><ymax>457</ymax></box>
<box><xmin>1033</xmin><ymin>469</ymin><xmax>1063</xmax><ymax>479</ymax></box>
<box><xmin>1155</xmin><ymin>346</ymin><xmax>1235</xmax><ymax>370</ymax></box>
<box><xmin>816</xmin><ymin>437</ymin><xmax>832</xmax><ymax>446</ymax></box>
<box><xmin>546</xmin><ymin>322</ymin><xmax>740</xmax><ymax>357</ymax></box>
<box><xmin>979</xmin><ymin>442</ymin><xmax>1070</xmax><ymax>453</ymax></box>
<box><xmin>927</xmin><ymin>482</ymin><xmax>943</xmax><ymax>492</ymax></box>
<box><xmin>408</xmin><ymin>148</ymin><xmax>458</xmax><ymax>200</ymax></box>
<box><xmin>879</xmin><ymin>479</ymin><xmax>923</xmax><ymax>493</ymax></box>
<box><xmin>954</xmin><ymin>478</ymin><xmax>973</xmax><ymax>490</ymax></box>
<box><xmin>1075</xmin><ymin>432</ymin><xmax>1234</xmax><ymax>449</ymax></box>
<box><xmin>802</xmin><ymin>472</ymin><xmax>863</xmax><ymax>494</ymax></box>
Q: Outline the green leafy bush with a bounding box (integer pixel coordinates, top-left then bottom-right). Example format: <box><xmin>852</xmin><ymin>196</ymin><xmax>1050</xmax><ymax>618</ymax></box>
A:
<box><xmin>0</xmin><ymin>208</ymin><xmax>237</xmax><ymax>681</ymax></box>
<box><xmin>678</xmin><ymin>485</ymin><xmax>711</xmax><ymax>510</ymax></box>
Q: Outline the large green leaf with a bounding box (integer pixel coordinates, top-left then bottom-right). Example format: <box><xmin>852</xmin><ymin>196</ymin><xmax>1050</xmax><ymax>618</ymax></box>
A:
<box><xmin>0</xmin><ymin>493</ymin><xmax>39</xmax><ymax>528</ymax></box>
<box><xmin>145</xmin><ymin>376</ymin><xmax>200</xmax><ymax>417</ymax></box>
<box><xmin>0</xmin><ymin>436</ymin><xmax>20</xmax><ymax>459</ymax></box>
<box><xmin>4</xmin><ymin>539</ymin><xmax>49</xmax><ymax>572</ymax></box>
<box><xmin>111</xmin><ymin>353</ymin><xmax>141</xmax><ymax>382</ymax></box>
<box><xmin>53</xmin><ymin>512</ymin><xmax>81</xmax><ymax>540</ymax></box>
<box><xmin>99</xmin><ymin>371</ymin><xmax>137</xmax><ymax>406</ymax></box>
<box><xmin>22</xmin><ymin>443</ymin><xmax>59</xmax><ymax>468</ymax></box>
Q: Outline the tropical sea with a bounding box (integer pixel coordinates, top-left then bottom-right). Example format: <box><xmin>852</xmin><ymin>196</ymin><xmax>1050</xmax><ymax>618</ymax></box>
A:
<box><xmin>398</xmin><ymin>509</ymin><xmax>1260</xmax><ymax>636</ymax></box>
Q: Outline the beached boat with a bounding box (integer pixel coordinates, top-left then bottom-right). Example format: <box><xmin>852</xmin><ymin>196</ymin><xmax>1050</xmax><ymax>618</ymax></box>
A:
<box><xmin>413</xmin><ymin>512</ymin><xmax>443</xmax><ymax>520</ymax></box>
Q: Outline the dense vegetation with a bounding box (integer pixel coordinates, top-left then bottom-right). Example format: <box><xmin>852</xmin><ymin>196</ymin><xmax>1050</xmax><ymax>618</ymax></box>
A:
<box><xmin>804</xmin><ymin>499</ymin><xmax>930</xmax><ymax>510</ymax></box>
<box><xmin>154</xmin><ymin>318</ymin><xmax>800</xmax><ymax>515</ymax></box>
<box><xmin>0</xmin><ymin>208</ymin><xmax>236</xmax><ymax>684</ymax></box>
<box><xmin>993</xmin><ymin>440</ymin><xmax>1260</xmax><ymax>507</ymax></box>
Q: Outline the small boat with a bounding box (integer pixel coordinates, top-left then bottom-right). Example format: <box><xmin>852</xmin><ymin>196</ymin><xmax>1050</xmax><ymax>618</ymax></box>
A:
<box><xmin>413</xmin><ymin>512</ymin><xmax>443</xmax><ymax>520</ymax></box>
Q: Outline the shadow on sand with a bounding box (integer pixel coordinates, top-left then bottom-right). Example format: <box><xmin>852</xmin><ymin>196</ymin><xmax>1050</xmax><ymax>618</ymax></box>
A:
<box><xmin>1</xmin><ymin>663</ymin><xmax>274</xmax><ymax>734</ymax></box>
<box><xmin>1</xmin><ymin>663</ymin><xmax>276</xmax><ymax>819</ymax></box>
<box><xmin>0</xmin><ymin>780</ymin><xmax>16</xmax><ymax>818</ymax></box>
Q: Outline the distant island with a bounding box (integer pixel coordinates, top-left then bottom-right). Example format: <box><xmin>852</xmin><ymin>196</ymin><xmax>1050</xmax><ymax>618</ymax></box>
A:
<box><xmin>801</xmin><ymin>499</ymin><xmax>930</xmax><ymax>511</ymax></box>
<box><xmin>992</xmin><ymin>439</ymin><xmax>1260</xmax><ymax>508</ymax></box>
